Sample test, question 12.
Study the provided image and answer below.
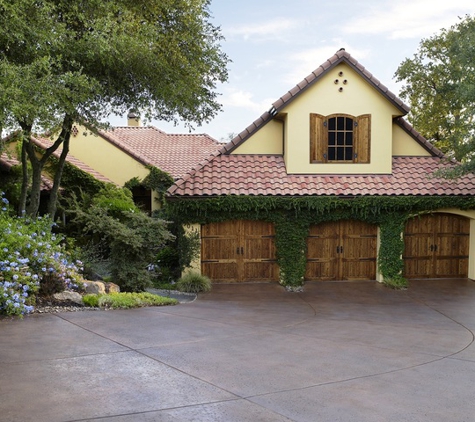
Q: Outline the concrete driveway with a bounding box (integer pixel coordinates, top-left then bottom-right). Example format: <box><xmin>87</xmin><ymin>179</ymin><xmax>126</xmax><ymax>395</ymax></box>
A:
<box><xmin>1</xmin><ymin>279</ymin><xmax>475</xmax><ymax>422</ymax></box>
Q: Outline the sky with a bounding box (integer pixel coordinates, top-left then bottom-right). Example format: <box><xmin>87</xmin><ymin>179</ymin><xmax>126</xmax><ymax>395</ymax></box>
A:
<box><xmin>111</xmin><ymin>0</ymin><xmax>475</xmax><ymax>142</ymax></box>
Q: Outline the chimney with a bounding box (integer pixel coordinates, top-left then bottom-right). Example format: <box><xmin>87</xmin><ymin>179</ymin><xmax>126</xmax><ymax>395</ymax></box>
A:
<box><xmin>127</xmin><ymin>110</ymin><xmax>141</xmax><ymax>127</ymax></box>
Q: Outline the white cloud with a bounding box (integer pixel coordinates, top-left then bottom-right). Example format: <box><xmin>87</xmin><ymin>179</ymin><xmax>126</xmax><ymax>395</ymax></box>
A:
<box><xmin>227</xmin><ymin>17</ymin><xmax>300</xmax><ymax>41</ymax></box>
<box><xmin>222</xmin><ymin>88</ymin><xmax>274</xmax><ymax>113</ymax></box>
<box><xmin>344</xmin><ymin>0</ymin><xmax>475</xmax><ymax>39</ymax></box>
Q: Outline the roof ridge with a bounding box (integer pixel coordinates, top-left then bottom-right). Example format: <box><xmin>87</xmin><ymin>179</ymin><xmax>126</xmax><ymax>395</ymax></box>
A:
<box><xmin>220</xmin><ymin>49</ymin><xmax>410</xmax><ymax>155</ymax></box>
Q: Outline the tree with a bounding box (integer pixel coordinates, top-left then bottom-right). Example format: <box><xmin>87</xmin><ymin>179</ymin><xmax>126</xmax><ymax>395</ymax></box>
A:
<box><xmin>394</xmin><ymin>14</ymin><xmax>475</xmax><ymax>176</ymax></box>
<box><xmin>0</xmin><ymin>0</ymin><xmax>229</xmax><ymax>217</ymax></box>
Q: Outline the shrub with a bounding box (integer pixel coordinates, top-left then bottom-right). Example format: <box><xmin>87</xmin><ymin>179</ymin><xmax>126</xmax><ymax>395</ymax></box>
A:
<box><xmin>0</xmin><ymin>191</ymin><xmax>83</xmax><ymax>317</ymax></box>
<box><xmin>83</xmin><ymin>292</ymin><xmax>177</xmax><ymax>309</ymax></box>
<box><xmin>383</xmin><ymin>275</ymin><xmax>408</xmax><ymax>290</ymax></box>
<box><xmin>82</xmin><ymin>294</ymin><xmax>100</xmax><ymax>307</ymax></box>
<box><xmin>176</xmin><ymin>271</ymin><xmax>211</xmax><ymax>293</ymax></box>
<box><xmin>66</xmin><ymin>188</ymin><xmax>174</xmax><ymax>292</ymax></box>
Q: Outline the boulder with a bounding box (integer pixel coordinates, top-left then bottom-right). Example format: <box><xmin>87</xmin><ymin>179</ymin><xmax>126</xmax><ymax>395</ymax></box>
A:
<box><xmin>105</xmin><ymin>282</ymin><xmax>120</xmax><ymax>293</ymax></box>
<box><xmin>53</xmin><ymin>291</ymin><xmax>84</xmax><ymax>305</ymax></box>
<box><xmin>85</xmin><ymin>281</ymin><xmax>106</xmax><ymax>294</ymax></box>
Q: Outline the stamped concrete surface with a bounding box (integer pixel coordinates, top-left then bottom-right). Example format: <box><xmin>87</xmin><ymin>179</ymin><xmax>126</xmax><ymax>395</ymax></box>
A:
<box><xmin>1</xmin><ymin>279</ymin><xmax>474</xmax><ymax>422</ymax></box>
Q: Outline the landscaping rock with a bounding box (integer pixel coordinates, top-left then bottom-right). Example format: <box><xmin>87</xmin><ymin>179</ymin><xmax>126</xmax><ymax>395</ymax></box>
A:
<box><xmin>85</xmin><ymin>281</ymin><xmax>106</xmax><ymax>294</ymax></box>
<box><xmin>53</xmin><ymin>291</ymin><xmax>84</xmax><ymax>305</ymax></box>
<box><xmin>105</xmin><ymin>282</ymin><xmax>120</xmax><ymax>293</ymax></box>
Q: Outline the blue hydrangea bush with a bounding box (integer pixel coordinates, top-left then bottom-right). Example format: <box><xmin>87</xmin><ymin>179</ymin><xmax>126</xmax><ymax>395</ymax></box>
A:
<box><xmin>0</xmin><ymin>192</ymin><xmax>84</xmax><ymax>317</ymax></box>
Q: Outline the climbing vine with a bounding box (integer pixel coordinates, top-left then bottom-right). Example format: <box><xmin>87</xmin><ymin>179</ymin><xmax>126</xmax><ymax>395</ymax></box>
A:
<box><xmin>167</xmin><ymin>195</ymin><xmax>475</xmax><ymax>288</ymax></box>
<box><xmin>125</xmin><ymin>165</ymin><xmax>174</xmax><ymax>206</ymax></box>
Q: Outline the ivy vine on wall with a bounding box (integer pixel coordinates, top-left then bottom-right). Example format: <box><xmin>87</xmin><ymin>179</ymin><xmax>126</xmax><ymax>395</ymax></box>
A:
<box><xmin>167</xmin><ymin>195</ymin><xmax>475</xmax><ymax>288</ymax></box>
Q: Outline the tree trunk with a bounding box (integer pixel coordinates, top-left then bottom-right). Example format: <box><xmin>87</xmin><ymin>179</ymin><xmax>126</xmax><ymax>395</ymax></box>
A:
<box><xmin>21</xmin><ymin>114</ymin><xmax>74</xmax><ymax>218</ymax></box>
<box><xmin>26</xmin><ymin>158</ymin><xmax>44</xmax><ymax>218</ymax></box>
<box><xmin>18</xmin><ymin>136</ymin><xmax>29</xmax><ymax>215</ymax></box>
<box><xmin>48</xmin><ymin>130</ymin><xmax>71</xmax><ymax>218</ymax></box>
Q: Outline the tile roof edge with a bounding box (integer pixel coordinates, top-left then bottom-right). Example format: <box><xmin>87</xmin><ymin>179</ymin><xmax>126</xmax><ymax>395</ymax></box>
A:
<box><xmin>394</xmin><ymin>117</ymin><xmax>446</xmax><ymax>159</ymax></box>
<box><xmin>167</xmin><ymin>149</ymin><xmax>224</xmax><ymax>195</ymax></box>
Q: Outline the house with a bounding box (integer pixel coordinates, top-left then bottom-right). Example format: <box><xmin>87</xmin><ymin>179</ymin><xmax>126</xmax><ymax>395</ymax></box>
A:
<box><xmin>67</xmin><ymin>114</ymin><xmax>223</xmax><ymax>212</ymax></box>
<box><xmin>166</xmin><ymin>49</ymin><xmax>475</xmax><ymax>286</ymax></box>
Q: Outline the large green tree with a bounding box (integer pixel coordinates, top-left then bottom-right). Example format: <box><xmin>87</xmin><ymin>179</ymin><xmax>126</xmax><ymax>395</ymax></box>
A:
<box><xmin>0</xmin><ymin>0</ymin><xmax>228</xmax><ymax>216</ymax></box>
<box><xmin>395</xmin><ymin>14</ymin><xmax>475</xmax><ymax>176</ymax></box>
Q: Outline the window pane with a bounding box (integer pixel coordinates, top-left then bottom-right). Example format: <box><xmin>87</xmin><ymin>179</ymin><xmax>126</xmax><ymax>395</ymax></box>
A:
<box><xmin>337</xmin><ymin>132</ymin><xmax>345</xmax><ymax>145</ymax></box>
<box><xmin>346</xmin><ymin>118</ymin><xmax>354</xmax><ymax>131</ymax></box>
<box><xmin>347</xmin><ymin>132</ymin><xmax>353</xmax><ymax>145</ymax></box>
<box><xmin>328</xmin><ymin>118</ymin><xmax>336</xmax><ymax>130</ymax></box>
<box><xmin>345</xmin><ymin>147</ymin><xmax>353</xmax><ymax>160</ymax></box>
<box><xmin>328</xmin><ymin>132</ymin><xmax>335</xmax><ymax>145</ymax></box>
<box><xmin>337</xmin><ymin>147</ymin><xmax>344</xmax><ymax>160</ymax></box>
<box><xmin>337</xmin><ymin>117</ymin><xmax>345</xmax><ymax>130</ymax></box>
<box><xmin>328</xmin><ymin>147</ymin><xmax>336</xmax><ymax>160</ymax></box>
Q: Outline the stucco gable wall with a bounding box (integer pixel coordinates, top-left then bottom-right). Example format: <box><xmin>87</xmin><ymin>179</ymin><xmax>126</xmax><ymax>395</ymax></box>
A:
<box><xmin>281</xmin><ymin>63</ymin><xmax>402</xmax><ymax>174</ymax></box>
<box><xmin>392</xmin><ymin>123</ymin><xmax>432</xmax><ymax>156</ymax></box>
<box><xmin>69</xmin><ymin>125</ymin><xmax>149</xmax><ymax>185</ymax></box>
<box><xmin>231</xmin><ymin>119</ymin><xmax>284</xmax><ymax>155</ymax></box>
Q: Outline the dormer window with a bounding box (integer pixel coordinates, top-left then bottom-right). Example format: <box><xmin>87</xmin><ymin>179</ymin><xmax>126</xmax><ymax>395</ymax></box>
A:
<box><xmin>310</xmin><ymin>113</ymin><xmax>371</xmax><ymax>163</ymax></box>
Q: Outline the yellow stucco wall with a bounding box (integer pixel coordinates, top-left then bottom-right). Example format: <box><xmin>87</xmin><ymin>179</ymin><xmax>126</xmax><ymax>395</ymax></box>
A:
<box><xmin>392</xmin><ymin>124</ymin><xmax>431</xmax><ymax>156</ymax></box>
<box><xmin>282</xmin><ymin>63</ymin><xmax>403</xmax><ymax>174</ymax></box>
<box><xmin>231</xmin><ymin>119</ymin><xmax>284</xmax><ymax>155</ymax></box>
<box><xmin>69</xmin><ymin>125</ymin><xmax>149</xmax><ymax>186</ymax></box>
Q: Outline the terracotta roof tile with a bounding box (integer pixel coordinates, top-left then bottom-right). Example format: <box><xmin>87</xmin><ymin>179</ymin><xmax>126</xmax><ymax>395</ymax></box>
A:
<box><xmin>99</xmin><ymin>126</ymin><xmax>222</xmax><ymax>179</ymax></box>
<box><xmin>168</xmin><ymin>155</ymin><xmax>475</xmax><ymax>198</ymax></box>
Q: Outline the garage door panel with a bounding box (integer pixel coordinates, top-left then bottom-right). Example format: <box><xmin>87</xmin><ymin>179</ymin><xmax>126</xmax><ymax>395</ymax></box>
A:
<box><xmin>202</xmin><ymin>262</ymin><xmax>239</xmax><ymax>282</ymax></box>
<box><xmin>305</xmin><ymin>261</ymin><xmax>338</xmax><ymax>280</ymax></box>
<box><xmin>202</xmin><ymin>238</ymin><xmax>237</xmax><ymax>260</ymax></box>
<box><xmin>306</xmin><ymin>220</ymin><xmax>377</xmax><ymax>281</ymax></box>
<box><xmin>435</xmin><ymin>258</ymin><xmax>468</xmax><ymax>279</ymax></box>
<box><xmin>404</xmin><ymin>214</ymin><xmax>470</xmax><ymax>279</ymax></box>
<box><xmin>244</xmin><ymin>262</ymin><xmax>278</xmax><ymax>281</ymax></box>
<box><xmin>201</xmin><ymin>220</ymin><xmax>278</xmax><ymax>282</ymax></box>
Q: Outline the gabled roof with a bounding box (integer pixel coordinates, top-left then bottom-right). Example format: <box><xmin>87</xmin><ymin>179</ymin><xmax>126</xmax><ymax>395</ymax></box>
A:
<box><xmin>96</xmin><ymin>126</ymin><xmax>223</xmax><ymax>179</ymax></box>
<box><xmin>167</xmin><ymin>155</ymin><xmax>475</xmax><ymax>197</ymax></box>
<box><xmin>222</xmin><ymin>48</ymin><xmax>411</xmax><ymax>154</ymax></box>
<box><xmin>168</xmin><ymin>50</ymin><xmax>460</xmax><ymax>199</ymax></box>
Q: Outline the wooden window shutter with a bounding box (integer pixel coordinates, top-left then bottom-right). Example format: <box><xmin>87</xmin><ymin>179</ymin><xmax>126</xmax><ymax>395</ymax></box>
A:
<box><xmin>310</xmin><ymin>113</ymin><xmax>326</xmax><ymax>163</ymax></box>
<box><xmin>355</xmin><ymin>114</ymin><xmax>371</xmax><ymax>163</ymax></box>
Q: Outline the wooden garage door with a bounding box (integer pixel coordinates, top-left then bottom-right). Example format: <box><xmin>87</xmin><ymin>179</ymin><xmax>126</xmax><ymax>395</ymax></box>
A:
<box><xmin>306</xmin><ymin>220</ymin><xmax>377</xmax><ymax>281</ymax></box>
<box><xmin>403</xmin><ymin>213</ymin><xmax>469</xmax><ymax>279</ymax></box>
<box><xmin>201</xmin><ymin>220</ymin><xmax>278</xmax><ymax>282</ymax></box>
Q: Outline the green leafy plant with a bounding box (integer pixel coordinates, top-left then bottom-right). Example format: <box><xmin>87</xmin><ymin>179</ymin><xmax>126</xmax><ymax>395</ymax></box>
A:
<box><xmin>83</xmin><ymin>292</ymin><xmax>177</xmax><ymax>309</ymax></box>
<box><xmin>66</xmin><ymin>186</ymin><xmax>174</xmax><ymax>292</ymax></box>
<box><xmin>383</xmin><ymin>275</ymin><xmax>409</xmax><ymax>290</ymax></box>
<box><xmin>176</xmin><ymin>271</ymin><xmax>211</xmax><ymax>293</ymax></box>
<box><xmin>0</xmin><ymin>191</ymin><xmax>83</xmax><ymax>316</ymax></box>
<box><xmin>82</xmin><ymin>293</ymin><xmax>100</xmax><ymax>307</ymax></box>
